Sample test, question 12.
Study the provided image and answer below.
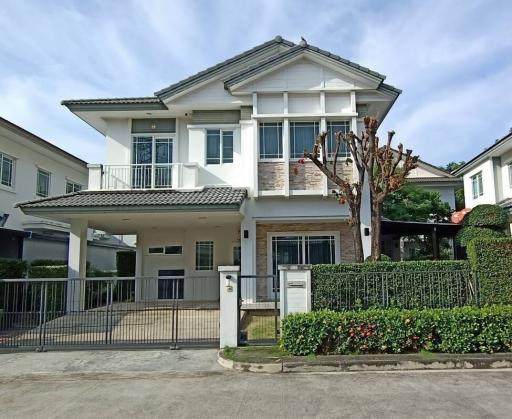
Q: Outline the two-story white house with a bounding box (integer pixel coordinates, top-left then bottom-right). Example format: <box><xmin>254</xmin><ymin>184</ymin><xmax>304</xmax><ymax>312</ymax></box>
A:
<box><xmin>454</xmin><ymin>130</ymin><xmax>512</xmax><ymax>232</ymax></box>
<box><xmin>17</xmin><ymin>36</ymin><xmax>401</xmax><ymax>300</ymax></box>
<box><xmin>0</xmin><ymin>117</ymin><xmax>132</xmax><ymax>268</ymax></box>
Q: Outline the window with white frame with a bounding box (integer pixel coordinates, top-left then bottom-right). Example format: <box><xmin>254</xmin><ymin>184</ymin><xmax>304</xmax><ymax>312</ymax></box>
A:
<box><xmin>0</xmin><ymin>152</ymin><xmax>14</xmax><ymax>188</ymax></box>
<box><xmin>206</xmin><ymin>129</ymin><xmax>233</xmax><ymax>164</ymax></box>
<box><xmin>508</xmin><ymin>162</ymin><xmax>512</xmax><ymax>188</ymax></box>
<box><xmin>132</xmin><ymin>136</ymin><xmax>173</xmax><ymax>188</ymax></box>
<box><xmin>36</xmin><ymin>168</ymin><xmax>51</xmax><ymax>197</ymax></box>
<box><xmin>326</xmin><ymin>121</ymin><xmax>350</xmax><ymax>158</ymax></box>
<box><xmin>271</xmin><ymin>234</ymin><xmax>336</xmax><ymax>277</ymax></box>
<box><xmin>259</xmin><ymin>122</ymin><xmax>283</xmax><ymax>159</ymax></box>
<box><xmin>471</xmin><ymin>171</ymin><xmax>484</xmax><ymax>199</ymax></box>
<box><xmin>289</xmin><ymin>121</ymin><xmax>319</xmax><ymax>158</ymax></box>
<box><xmin>66</xmin><ymin>180</ymin><xmax>82</xmax><ymax>194</ymax></box>
<box><xmin>195</xmin><ymin>241</ymin><xmax>214</xmax><ymax>270</ymax></box>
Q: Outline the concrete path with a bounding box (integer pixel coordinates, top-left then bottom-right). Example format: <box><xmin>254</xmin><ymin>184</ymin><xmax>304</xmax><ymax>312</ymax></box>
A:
<box><xmin>0</xmin><ymin>348</ymin><xmax>223</xmax><ymax>378</ymax></box>
<box><xmin>0</xmin><ymin>350</ymin><xmax>512</xmax><ymax>418</ymax></box>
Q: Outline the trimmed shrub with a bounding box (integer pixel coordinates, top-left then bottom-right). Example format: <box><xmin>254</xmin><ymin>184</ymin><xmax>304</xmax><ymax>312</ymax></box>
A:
<box><xmin>29</xmin><ymin>259</ymin><xmax>67</xmax><ymax>267</ymax></box>
<box><xmin>463</xmin><ymin>204</ymin><xmax>508</xmax><ymax>228</ymax></box>
<box><xmin>117</xmin><ymin>251</ymin><xmax>136</xmax><ymax>277</ymax></box>
<box><xmin>455</xmin><ymin>226</ymin><xmax>505</xmax><ymax>247</ymax></box>
<box><xmin>312</xmin><ymin>260</ymin><xmax>471</xmax><ymax>310</ymax></box>
<box><xmin>281</xmin><ymin>306</ymin><xmax>512</xmax><ymax>355</ymax></box>
<box><xmin>467</xmin><ymin>238</ymin><xmax>512</xmax><ymax>304</ymax></box>
<box><xmin>0</xmin><ymin>258</ymin><xmax>27</xmax><ymax>279</ymax></box>
<box><xmin>365</xmin><ymin>254</ymin><xmax>392</xmax><ymax>262</ymax></box>
<box><xmin>28</xmin><ymin>265</ymin><xmax>67</xmax><ymax>278</ymax></box>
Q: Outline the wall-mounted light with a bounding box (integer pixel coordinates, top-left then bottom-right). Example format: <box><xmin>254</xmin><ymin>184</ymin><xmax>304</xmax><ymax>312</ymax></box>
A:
<box><xmin>364</xmin><ymin>227</ymin><xmax>370</xmax><ymax>236</ymax></box>
<box><xmin>243</xmin><ymin>230</ymin><xmax>249</xmax><ymax>239</ymax></box>
<box><xmin>151</xmin><ymin>122</ymin><xmax>157</xmax><ymax>130</ymax></box>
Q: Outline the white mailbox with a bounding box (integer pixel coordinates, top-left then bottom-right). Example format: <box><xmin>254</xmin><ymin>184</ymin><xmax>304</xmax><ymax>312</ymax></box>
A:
<box><xmin>279</xmin><ymin>265</ymin><xmax>312</xmax><ymax>319</ymax></box>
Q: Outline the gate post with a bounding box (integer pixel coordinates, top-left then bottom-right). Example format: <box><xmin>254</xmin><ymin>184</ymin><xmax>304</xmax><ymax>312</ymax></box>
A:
<box><xmin>279</xmin><ymin>265</ymin><xmax>312</xmax><ymax>319</ymax></box>
<box><xmin>218</xmin><ymin>266</ymin><xmax>239</xmax><ymax>348</ymax></box>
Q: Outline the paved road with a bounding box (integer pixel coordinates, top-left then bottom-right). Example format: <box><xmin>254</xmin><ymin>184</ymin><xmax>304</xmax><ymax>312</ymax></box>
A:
<box><xmin>0</xmin><ymin>350</ymin><xmax>511</xmax><ymax>418</ymax></box>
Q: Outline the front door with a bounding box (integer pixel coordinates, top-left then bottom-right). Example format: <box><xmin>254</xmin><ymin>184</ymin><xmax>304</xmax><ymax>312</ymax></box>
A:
<box><xmin>158</xmin><ymin>269</ymin><xmax>184</xmax><ymax>299</ymax></box>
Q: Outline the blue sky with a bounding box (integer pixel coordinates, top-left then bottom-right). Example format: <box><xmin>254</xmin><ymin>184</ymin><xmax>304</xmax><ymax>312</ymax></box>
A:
<box><xmin>1</xmin><ymin>0</ymin><xmax>511</xmax><ymax>166</ymax></box>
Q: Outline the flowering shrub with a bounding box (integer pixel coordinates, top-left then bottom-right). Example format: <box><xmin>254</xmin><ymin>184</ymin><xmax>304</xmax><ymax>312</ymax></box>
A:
<box><xmin>280</xmin><ymin>306</ymin><xmax>512</xmax><ymax>355</ymax></box>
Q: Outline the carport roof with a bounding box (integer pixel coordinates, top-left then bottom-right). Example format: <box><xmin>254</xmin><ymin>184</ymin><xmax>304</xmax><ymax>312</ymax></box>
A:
<box><xmin>16</xmin><ymin>187</ymin><xmax>248</xmax><ymax>212</ymax></box>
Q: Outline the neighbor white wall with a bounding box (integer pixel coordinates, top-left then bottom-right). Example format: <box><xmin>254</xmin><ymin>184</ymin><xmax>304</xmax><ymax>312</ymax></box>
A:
<box><xmin>463</xmin><ymin>159</ymin><xmax>497</xmax><ymax>208</ymax></box>
<box><xmin>0</xmin><ymin>127</ymin><xmax>87</xmax><ymax>232</ymax></box>
<box><xmin>500</xmin><ymin>149</ymin><xmax>512</xmax><ymax>200</ymax></box>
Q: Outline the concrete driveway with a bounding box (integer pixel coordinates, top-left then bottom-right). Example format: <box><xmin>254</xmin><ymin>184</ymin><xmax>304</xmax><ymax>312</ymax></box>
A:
<box><xmin>0</xmin><ymin>350</ymin><xmax>511</xmax><ymax>418</ymax></box>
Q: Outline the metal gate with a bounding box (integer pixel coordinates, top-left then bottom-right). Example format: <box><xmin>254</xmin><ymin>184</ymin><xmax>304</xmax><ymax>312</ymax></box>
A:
<box><xmin>0</xmin><ymin>277</ymin><xmax>219</xmax><ymax>350</ymax></box>
<box><xmin>238</xmin><ymin>275</ymin><xmax>279</xmax><ymax>345</ymax></box>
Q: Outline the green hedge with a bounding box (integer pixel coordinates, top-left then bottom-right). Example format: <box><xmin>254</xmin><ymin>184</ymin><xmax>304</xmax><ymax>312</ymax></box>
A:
<box><xmin>28</xmin><ymin>265</ymin><xmax>67</xmax><ymax>278</ymax></box>
<box><xmin>312</xmin><ymin>261</ymin><xmax>472</xmax><ymax>310</ymax></box>
<box><xmin>463</xmin><ymin>204</ymin><xmax>508</xmax><ymax>228</ymax></box>
<box><xmin>116</xmin><ymin>251</ymin><xmax>136</xmax><ymax>277</ymax></box>
<box><xmin>455</xmin><ymin>226</ymin><xmax>505</xmax><ymax>247</ymax></box>
<box><xmin>467</xmin><ymin>238</ymin><xmax>512</xmax><ymax>304</ymax></box>
<box><xmin>281</xmin><ymin>306</ymin><xmax>512</xmax><ymax>355</ymax></box>
<box><xmin>0</xmin><ymin>259</ymin><xmax>27</xmax><ymax>279</ymax></box>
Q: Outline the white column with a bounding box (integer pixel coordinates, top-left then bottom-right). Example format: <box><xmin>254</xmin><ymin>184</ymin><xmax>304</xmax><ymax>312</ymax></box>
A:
<box><xmin>86</xmin><ymin>164</ymin><xmax>102</xmax><ymax>190</ymax></box>
<box><xmin>219</xmin><ymin>266</ymin><xmax>240</xmax><ymax>348</ymax></box>
<box><xmin>279</xmin><ymin>265</ymin><xmax>311</xmax><ymax>319</ymax></box>
<box><xmin>135</xmin><ymin>231</ymin><xmax>144</xmax><ymax>301</ymax></box>
<box><xmin>67</xmin><ymin>219</ymin><xmax>88</xmax><ymax>312</ymax></box>
<box><xmin>283</xmin><ymin>118</ymin><xmax>290</xmax><ymax>197</ymax></box>
<box><xmin>360</xmin><ymin>180</ymin><xmax>372</xmax><ymax>259</ymax></box>
<box><xmin>240</xmin><ymin>215</ymin><xmax>256</xmax><ymax>303</ymax></box>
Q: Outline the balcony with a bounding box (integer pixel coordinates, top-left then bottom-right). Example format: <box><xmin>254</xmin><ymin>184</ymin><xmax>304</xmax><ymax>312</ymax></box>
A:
<box><xmin>87</xmin><ymin>163</ymin><xmax>199</xmax><ymax>191</ymax></box>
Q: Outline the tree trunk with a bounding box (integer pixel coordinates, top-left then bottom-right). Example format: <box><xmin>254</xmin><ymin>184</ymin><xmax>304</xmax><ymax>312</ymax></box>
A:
<box><xmin>351</xmin><ymin>212</ymin><xmax>364</xmax><ymax>262</ymax></box>
<box><xmin>370</xmin><ymin>200</ymin><xmax>382</xmax><ymax>261</ymax></box>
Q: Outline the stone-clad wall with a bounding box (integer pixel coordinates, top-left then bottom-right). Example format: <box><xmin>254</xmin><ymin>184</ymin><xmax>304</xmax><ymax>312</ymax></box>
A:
<box><xmin>258</xmin><ymin>162</ymin><xmax>285</xmax><ymax>190</ymax></box>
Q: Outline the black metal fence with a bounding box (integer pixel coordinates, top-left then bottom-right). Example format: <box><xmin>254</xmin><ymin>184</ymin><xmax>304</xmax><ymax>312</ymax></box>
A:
<box><xmin>238</xmin><ymin>275</ymin><xmax>279</xmax><ymax>345</ymax></box>
<box><xmin>0</xmin><ymin>277</ymin><xmax>219</xmax><ymax>350</ymax></box>
<box><xmin>312</xmin><ymin>270</ymin><xmax>480</xmax><ymax>311</ymax></box>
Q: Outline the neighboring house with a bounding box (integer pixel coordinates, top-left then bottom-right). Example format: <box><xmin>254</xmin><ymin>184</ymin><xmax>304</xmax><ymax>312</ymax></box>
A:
<box><xmin>454</xmin><ymin>130</ymin><xmax>512</xmax><ymax>232</ymax></box>
<box><xmin>0</xmin><ymin>117</ymin><xmax>133</xmax><ymax>268</ymax></box>
<box><xmin>406</xmin><ymin>158</ymin><xmax>461</xmax><ymax>209</ymax></box>
<box><xmin>17</xmin><ymin>36</ymin><xmax>401</xmax><ymax>300</ymax></box>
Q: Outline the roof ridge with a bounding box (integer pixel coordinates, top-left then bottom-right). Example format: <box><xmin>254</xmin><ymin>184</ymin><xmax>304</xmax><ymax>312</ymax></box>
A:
<box><xmin>155</xmin><ymin>36</ymin><xmax>294</xmax><ymax>98</ymax></box>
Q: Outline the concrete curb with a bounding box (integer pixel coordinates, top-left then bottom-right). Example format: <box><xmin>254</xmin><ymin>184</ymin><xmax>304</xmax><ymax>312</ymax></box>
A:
<box><xmin>218</xmin><ymin>351</ymin><xmax>512</xmax><ymax>374</ymax></box>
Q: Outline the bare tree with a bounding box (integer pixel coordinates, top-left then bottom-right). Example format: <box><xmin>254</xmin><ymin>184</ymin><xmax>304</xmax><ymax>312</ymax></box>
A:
<box><xmin>360</xmin><ymin>117</ymin><xmax>419</xmax><ymax>260</ymax></box>
<box><xmin>302</xmin><ymin>116</ymin><xmax>418</xmax><ymax>262</ymax></box>
<box><xmin>302</xmin><ymin>127</ymin><xmax>367</xmax><ymax>262</ymax></box>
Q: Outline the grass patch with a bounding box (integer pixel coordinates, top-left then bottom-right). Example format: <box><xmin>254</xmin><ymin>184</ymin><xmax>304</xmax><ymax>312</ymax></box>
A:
<box><xmin>244</xmin><ymin>314</ymin><xmax>278</xmax><ymax>341</ymax></box>
<box><xmin>221</xmin><ymin>346</ymin><xmax>289</xmax><ymax>363</ymax></box>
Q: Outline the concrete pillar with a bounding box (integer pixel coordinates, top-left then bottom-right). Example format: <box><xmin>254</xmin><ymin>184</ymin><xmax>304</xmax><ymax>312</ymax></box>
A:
<box><xmin>86</xmin><ymin>164</ymin><xmax>103</xmax><ymax>190</ymax></box>
<box><xmin>67</xmin><ymin>219</ymin><xmax>88</xmax><ymax>312</ymax></box>
<box><xmin>360</xmin><ymin>180</ymin><xmax>372</xmax><ymax>260</ymax></box>
<box><xmin>219</xmin><ymin>266</ymin><xmax>239</xmax><ymax>348</ymax></box>
<box><xmin>240</xmin><ymin>216</ymin><xmax>256</xmax><ymax>303</ymax></box>
<box><xmin>135</xmin><ymin>231</ymin><xmax>144</xmax><ymax>301</ymax></box>
<box><xmin>279</xmin><ymin>265</ymin><xmax>311</xmax><ymax>319</ymax></box>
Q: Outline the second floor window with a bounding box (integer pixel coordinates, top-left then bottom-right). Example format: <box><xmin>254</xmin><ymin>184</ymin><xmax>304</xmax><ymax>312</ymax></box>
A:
<box><xmin>259</xmin><ymin>122</ymin><xmax>282</xmax><ymax>159</ymax></box>
<box><xmin>206</xmin><ymin>130</ymin><xmax>233</xmax><ymax>164</ymax></box>
<box><xmin>0</xmin><ymin>152</ymin><xmax>14</xmax><ymax>188</ymax></box>
<box><xmin>36</xmin><ymin>168</ymin><xmax>51</xmax><ymax>197</ymax></box>
<box><xmin>508</xmin><ymin>162</ymin><xmax>512</xmax><ymax>188</ymax></box>
<box><xmin>326</xmin><ymin>121</ymin><xmax>350</xmax><ymax>158</ymax></box>
<box><xmin>132</xmin><ymin>136</ymin><xmax>173</xmax><ymax>188</ymax></box>
<box><xmin>66</xmin><ymin>180</ymin><xmax>82</xmax><ymax>194</ymax></box>
<box><xmin>471</xmin><ymin>171</ymin><xmax>484</xmax><ymax>199</ymax></box>
<box><xmin>290</xmin><ymin>121</ymin><xmax>319</xmax><ymax>158</ymax></box>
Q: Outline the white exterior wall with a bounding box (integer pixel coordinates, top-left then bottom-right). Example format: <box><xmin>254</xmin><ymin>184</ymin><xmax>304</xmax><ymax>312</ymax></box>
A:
<box><xmin>138</xmin><ymin>225</ymin><xmax>240</xmax><ymax>300</ymax></box>
<box><xmin>463</xmin><ymin>159</ymin><xmax>497</xmax><ymax>207</ymax></box>
<box><xmin>105</xmin><ymin>118</ymin><xmax>131</xmax><ymax>166</ymax></box>
<box><xmin>500</xmin><ymin>149</ymin><xmax>512</xmax><ymax>200</ymax></box>
<box><xmin>0</xmin><ymin>127</ymin><xmax>87</xmax><ymax>232</ymax></box>
<box><xmin>422</xmin><ymin>185</ymin><xmax>457</xmax><ymax>209</ymax></box>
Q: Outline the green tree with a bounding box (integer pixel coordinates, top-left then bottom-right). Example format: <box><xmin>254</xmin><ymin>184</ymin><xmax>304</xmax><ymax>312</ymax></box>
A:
<box><xmin>440</xmin><ymin>161</ymin><xmax>466</xmax><ymax>210</ymax></box>
<box><xmin>383</xmin><ymin>183</ymin><xmax>452</xmax><ymax>222</ymax></box>
<box><xmin>441</xmin><ymin>161</ymin><xmax>466</xmax><ymax>173</ymax></box>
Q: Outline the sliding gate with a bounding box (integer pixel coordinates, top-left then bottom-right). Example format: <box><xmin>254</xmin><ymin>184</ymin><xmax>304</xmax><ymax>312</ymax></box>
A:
<box><xmin>238</xmin><ymin>275</ymin><xmax>280</xmax><ymax>345</ymax></box>
<box><xmin>0</xmin><ymin>277</ymin><xmax>219</xmax><ymax>350</ymax></box>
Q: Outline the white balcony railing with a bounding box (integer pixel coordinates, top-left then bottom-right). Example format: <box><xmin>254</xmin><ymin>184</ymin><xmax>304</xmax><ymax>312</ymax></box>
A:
<box><xmin>94</xmin><ymin>163</ymin><xmax>198</xmax><ymax>190</ymax></box>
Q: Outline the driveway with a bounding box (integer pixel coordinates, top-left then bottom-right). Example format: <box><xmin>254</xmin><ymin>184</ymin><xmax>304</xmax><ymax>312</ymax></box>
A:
<box><xmin>0</xmin><ymin>350</ymin><xmax>511</xmax><ymax>418</ymax></box>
